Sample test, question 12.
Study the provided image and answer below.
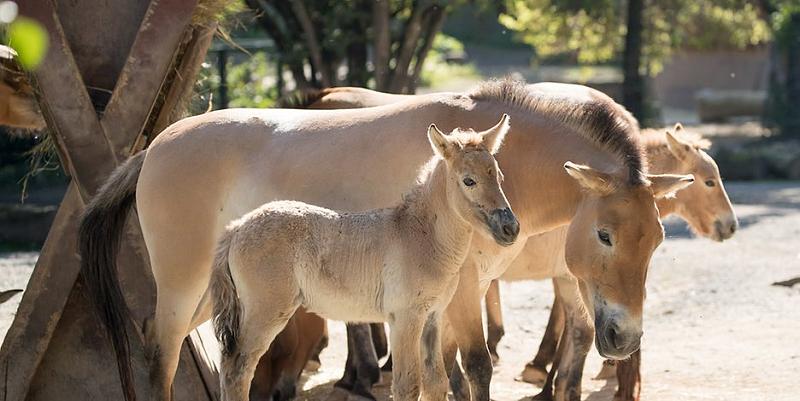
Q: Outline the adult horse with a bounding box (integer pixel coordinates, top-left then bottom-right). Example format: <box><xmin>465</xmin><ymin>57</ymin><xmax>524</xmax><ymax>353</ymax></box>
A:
<box><xmin>487</xmin><ymin>123</ymin><xmax>737</xmax><ymax>401</ymax></box>
<box><xmin>79</xmin><ymin>79</ymin><xmax>692</xmax><ymax>401</ymax></box>
<box><xmin>297</xmin><ymin>85</ymin><xmax>736</xmax><ymax>401</ymax></box>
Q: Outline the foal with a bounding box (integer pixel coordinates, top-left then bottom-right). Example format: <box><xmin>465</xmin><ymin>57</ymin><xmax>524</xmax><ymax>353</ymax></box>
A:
<box><xmin>211</xmin><ymin>115</ymin><xmax>519</xmax><ymax>401</ymax></box>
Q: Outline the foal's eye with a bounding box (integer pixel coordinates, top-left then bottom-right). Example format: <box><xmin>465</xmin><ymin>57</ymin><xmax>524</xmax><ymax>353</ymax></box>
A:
<box><xmin>597</xmin><ymin>230</ymin><xmax>612</xmax><ymax>246</ymax></box>
<box><xmin>463</xmin><ymin>177</ymin><xmax>476</xmax><ymax>187</ymax></box>
<box><xmin>705</xmin><ymin>180</ymin><xmax>716</xmax><ymax>187</ymax></box>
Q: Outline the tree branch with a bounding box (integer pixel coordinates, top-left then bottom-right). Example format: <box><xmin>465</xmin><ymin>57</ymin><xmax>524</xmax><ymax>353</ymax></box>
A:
<box><xmin>407</xmin><ymin>5</ymin><xmax>445</xmax><ymax>93</ymax></box>
<box><xmin>389</xmin><ymin>0</ymin><xmax>431</xmax><ymax>93</ymax></box>
<box><xmin>372</xmin><ymin>0</ymin><xmax>391</xmax><ymax>91</ymax></box>
<box><xmin>289</xmin><ymin>0</ymin><xmax>331</xmax><ymax>87</ymax></box>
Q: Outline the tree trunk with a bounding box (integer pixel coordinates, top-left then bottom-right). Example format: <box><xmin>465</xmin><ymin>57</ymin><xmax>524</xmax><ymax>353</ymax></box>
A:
<box><xmin>407</xmin><ymin>5</ymin><xmax>445</xmax><ymax>93</ymax></box>
<box><xmin>622</xmin><ymin>0</ymin><xmax>644</xmax><ymax>121</ymax></box>
<box><xmin>783</xmin><ymin>12</ymin><xmax>800</xmax><ymax>137</ymax></box>
<box><xmin>389</xmin><ymin>1</ymin><xmax>430</xmax><ymax>93</ymax></box>
<box><xmin>372</xmin><ymin>0</ymin><xmax>391</xmax><ymax>91</ymax></box>
<box><xmin>289</xmin><ymin>0</ymin><xmax>331</xmax><ymax>87</ymax></box>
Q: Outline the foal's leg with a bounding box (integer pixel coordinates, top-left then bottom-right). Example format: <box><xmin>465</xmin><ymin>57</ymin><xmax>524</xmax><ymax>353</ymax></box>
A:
<box><xmin>551</xmin><ymin>277</ymin><xmax>592</xmax><ymax>401</ymax></box>
<box><xmin>220</xmin><ymin>301</ymin><xmax>298</xmax><ymax>401</ymax></box>
<box><xmin>446</xmin><ymin>263</ymin><xmax>493</xmax><ymax>401</ymax></box>
<box><xmin>388</xmin><ymin>313</ymin><xmax>426</xmax><ymax>401</ymax></box>
<box><xmin>420</xmin><ymin>312</ymin><xmax>448</xmax><ymax>401</ymax></box>
<box><xmin>522</xmin><ymin>280</ymin><xmax>565</xmax><ymax>386</ymax></box>
<box><xmin>484</xmin><ymin>279</ymin><xmax>504</xmax><ymax>364</ymax></box>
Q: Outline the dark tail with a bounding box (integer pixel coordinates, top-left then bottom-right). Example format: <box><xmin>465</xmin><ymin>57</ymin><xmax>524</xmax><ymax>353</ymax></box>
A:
<box><xmin>79</xmin><ymin>151</ymin><xmax>146</xmax><ymax>401</ymax></box>
<box><xmin>211</xmin><ymin>228</ymin><xmax>242</xmax><ymax>357</ymax></box>
<box><xmin>277</xmin><ymin>88</ymin><xmax>330</xmax><ymax>109</ymax></box>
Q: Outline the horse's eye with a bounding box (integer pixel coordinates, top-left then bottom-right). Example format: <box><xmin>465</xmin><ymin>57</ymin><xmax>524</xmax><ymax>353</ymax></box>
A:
<box><xmin>463</xmin><ymin>177</ymin><xmax>476</xmax><ymax>187</ymax></box>
<box><xmin>705</xmin><ymin>180</ymin><xmax>715</xmax><ymax>187</ymax></box>
<box><xmin>597</xmin><ymin>230</ymin><xmax>612</xmax><ymax>246</ymax></box>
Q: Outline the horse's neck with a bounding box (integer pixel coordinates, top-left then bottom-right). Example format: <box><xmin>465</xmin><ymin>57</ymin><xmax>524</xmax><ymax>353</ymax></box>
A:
<box><xmin>401</xmin><ymin>160</ymin><xmax>473</xmax><ymax>267</ymax></box>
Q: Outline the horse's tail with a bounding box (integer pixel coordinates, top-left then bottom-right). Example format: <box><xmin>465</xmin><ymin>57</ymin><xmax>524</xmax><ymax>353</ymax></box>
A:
<box><xmin>277</xmin><ymin>88</ymin><xmax>330</xmax><ymax>109</ymax></box>
<box><xmin>78</xmin><ymin>151</ymin><xmax>146</xmax><ymax>401</ymax></box>
<box><xmin>211</xmin><ymin>228</ymin><xmax>242</xmax><ymax>357</ymax></box>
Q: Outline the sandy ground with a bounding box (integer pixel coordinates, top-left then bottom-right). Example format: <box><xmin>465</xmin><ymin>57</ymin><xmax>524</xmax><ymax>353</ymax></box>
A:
<box><xmin>2</xmin><ymin>181</ymin><xmax>799</xmax><ymax>400</ymax></box>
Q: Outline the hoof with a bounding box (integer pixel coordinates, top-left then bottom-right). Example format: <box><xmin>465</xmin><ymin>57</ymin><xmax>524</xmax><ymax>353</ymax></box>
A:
<box><xmin>374</xmin><ymin>370</ymin><xmax>392</xmax><ymax>388</ymax></box>
<box><xmin>347</xmin><ymin>393</ymin><xmax>377</xmax><ymax>401</ymax></box>
<box><xmin>519</xmin><ymin>364</ymin><xmax>548</xmax><ymax>386</ymax></box>
<box><xmin>490</xmin><ymin>350</ymin><xmax>500</xmax><ymax>366</ymax></box>
<box><xmin>304</xmin><ymin>359</ymin><xmax>322</xmax><ymax>372</ymax></box>
<box><xmin>531</xmin><ymin>388</ymin><xmax>554</xmax><ymax>401</ymax></box>
<box><xmin>594</xmin><ymin>360</ymin><xmax>617</xmax><ymax>380</ymax></box>
<box><xmin>325</xmin><ymin>387</ymin><xmax>352</xmax><ymax>401</ymax></box>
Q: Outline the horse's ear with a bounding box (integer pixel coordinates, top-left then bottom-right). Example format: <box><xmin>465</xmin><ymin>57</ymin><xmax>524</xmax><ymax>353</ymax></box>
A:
<box><xmin>563</xmin><ymin>161</ymin><xmax>615</xmax><ymax>195</ymax></box>
<box><xmin>648</xmin><ymin>173</ymin><xmax>694</xmax><ymax>199</ymax></box>
<box><xmin>427</xmin><ymin>124</ymin><xmax>451</xmax><ymax>158</ymax></box>
<box><xmin>665</xmin><ymin>128</ymin><xmax>692</xmax><ymax>161</ymax></box>
<box><xmin>482</xmin><ymin>113</ymin><xmax>510</xmax><ymax>154</ymax></box>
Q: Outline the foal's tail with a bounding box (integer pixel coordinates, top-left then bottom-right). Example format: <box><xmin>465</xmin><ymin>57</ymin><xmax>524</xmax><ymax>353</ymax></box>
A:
<box><xmin>78</xmin><ymin>151</ymin><xmax>146</xmax><ymax>401</ymax></box>
<box><xmin>211</xmin><ymin>228</ymin><xmax>242</xmax><ymax>357</ymax></box>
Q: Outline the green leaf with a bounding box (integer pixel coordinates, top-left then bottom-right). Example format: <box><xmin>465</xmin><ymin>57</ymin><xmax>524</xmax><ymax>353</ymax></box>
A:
<box><xmin>7</xmin><ymin>17</ymin><xmax>48</xmax><ymax>70</ymax></box>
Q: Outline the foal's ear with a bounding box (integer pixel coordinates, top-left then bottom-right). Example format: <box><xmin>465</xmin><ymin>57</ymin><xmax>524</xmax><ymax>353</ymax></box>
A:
<box><xmin>482</xmin><ymin>113</ymin><xmax>511</xmax><ymax>154</ymax></box>
<box><xmin>665</xmin><ymin>127</ymin><xmax>693</xmax><ymax>161</ymax></box>
<box><xmin>648</xmin><ymin>173</ymin><xmax>694</xmax><ymax>199</ymax></box>
<box><xmin>428</xmin><ymin>123</ymin><xmax>452</xmax><ymax>158</ymax></box>
<box><xmin>563</xmin><ymin>161</ymin><xmax>615</xmax><ymax>195</ymax></box>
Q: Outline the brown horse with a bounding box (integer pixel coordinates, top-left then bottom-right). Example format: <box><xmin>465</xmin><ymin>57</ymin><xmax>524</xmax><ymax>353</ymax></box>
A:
<box><xmin>249</xmin><ymin>307</ymin><xmax>325</xmax><ymax>401</ymax></box>
<box><xmin>492</xmin><ymin>124</ymin><xmax>737</xmax><ymax>401</ymax></box>
<box><xmin>79</xmin><ymin>78</ymin><xmax>691</xmax><ymax>401</ymax></box>
<box><xmin>0</xmin><ymin>45</ymin><xmax>45</xmax><ymax>130</ymax></box>
<box><xmin>291</xmin><ymin>85</ymin><xmax>726</xmax><ymax>401</ymax></box>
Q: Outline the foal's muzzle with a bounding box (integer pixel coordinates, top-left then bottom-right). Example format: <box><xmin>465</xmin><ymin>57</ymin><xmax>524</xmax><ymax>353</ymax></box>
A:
<box><xmin>487</xmin><ymin>208</ymin><xmax>519</xmax><ymax>246</ymax></box>
<box><xmin>595</xmin><ymin>313</ymin><xmax>642</xmax><ymax>360</ymax></box>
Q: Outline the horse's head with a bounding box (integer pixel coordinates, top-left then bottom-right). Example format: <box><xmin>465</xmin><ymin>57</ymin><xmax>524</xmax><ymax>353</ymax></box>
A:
<box><xmin>662</xmin><ymin>124</ymin><xmax>737</xmax><ymax>241</ymax></box>
<box><xmin>427</xmin><ymin>114</ymin><xmax>519</xmax><ymax>246</ymax></box>
<box><xmin>562</xmin><ymin>162</ymin><xmax>694</xmax><ymax>359</ymax></box>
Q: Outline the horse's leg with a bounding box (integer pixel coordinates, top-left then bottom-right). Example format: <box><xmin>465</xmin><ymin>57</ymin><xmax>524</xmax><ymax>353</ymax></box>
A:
<box><xmin>551</xmin><ymin>277</ymin><xmax>592</xmax><ymax>401</ymax></box>
<box><xmin>484</xmin><ymin>279</ymin><xmax>504</xmax><ymax>365</ymax></box>
<box><xmin>273</xmin><ymin>309</ymin><xmax>325</xmax><ymax>401</ymax></box>
<box><xmin>250</xmin><ymin>314</ymin><xmax>300</xmax><ymax>401</ymax></box>
<box><xmin>388</xmin><ymin>313</ymin><xmax>425</xmax><ymax>401</ymax></box>
<box><xmin>522</xmin><ymin>280</ymin><xmax>565</xmax><ymax>386</ymax></box>
<box><xmin>420</xmin><ymin>312</ymin><xmax>448</xmax><ymax>401</ymax></box>
<box><xmin>220</xmin><ymin>300</ymin><xmax>297</xmax><ymax>401</ymax></box>
<box><xmin>306</xmin><ymin>320</ymin><xmax>328</xmax><ymax>372</ymax></box>
<box><xmin>370</xmin><ymin>323</ymin><xmax>389</xmax><ymax>360</ymax></box>
<box><xmin>446</xmin><ymin>262</ymin><xmax>493</xmax><ymax>401</ymax></box>
<box><xmin>145</xmin><ymin>247</ymin><xmax>215</xmax><ymax>401</ymax></box>
<box><xmin>333</xmin><ymin>324</ymin><xmax>380</xmax><ymax>400</ymax></box>
<box><xmin>614</xmin><ymin>349</ymin><xmax>641</xmax><ymax>401</ymax></box>
<box><xmin>532</xmin><ymin>326</ymin><xmax>562</xmax><ymax>401</ymax></box>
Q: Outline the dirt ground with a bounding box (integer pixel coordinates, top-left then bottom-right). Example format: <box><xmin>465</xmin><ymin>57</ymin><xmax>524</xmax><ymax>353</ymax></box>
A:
<box><xmin>2</xmin><ymin>181</ymin><xmax>799</xmax><ymax>400</ymax></box>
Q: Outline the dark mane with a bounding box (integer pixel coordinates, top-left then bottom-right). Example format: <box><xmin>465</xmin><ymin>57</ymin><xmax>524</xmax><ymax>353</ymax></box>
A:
<box><xmin>469</xmin><ymin>78</ymin><xmax>647</xmax><ymax>185</ymax></box>
<box><xmin>277</xmin><ymin>88</ymin><xmax>331</xmax><ymax>109</ymax></box>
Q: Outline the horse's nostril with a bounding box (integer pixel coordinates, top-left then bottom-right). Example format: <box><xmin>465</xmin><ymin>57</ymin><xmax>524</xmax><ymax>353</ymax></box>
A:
<box><xmin>729</xmin><ymin>224</ymin><xmax>737</xmax><ymax>234</ymax></box>
<box><xmin>608</xmin><ymin>325</ymin><xmax>621</xmax><ymax>350</ymax></box>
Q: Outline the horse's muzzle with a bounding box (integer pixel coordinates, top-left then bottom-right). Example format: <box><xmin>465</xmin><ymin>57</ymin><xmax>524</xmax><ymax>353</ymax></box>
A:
<box><xmin>488</xmin><ymin>208</ymin><xmax>519</xmax><ymax>246</ymax></box>
<box><xmin>714</xmin><ymin>216</ymin><xmax>738</xmax><ymax>241</ymax></box>
<box><xmin>595</xmin><ymin>314</ymin><xmax>642</xmax><ymax>360</ymax></box>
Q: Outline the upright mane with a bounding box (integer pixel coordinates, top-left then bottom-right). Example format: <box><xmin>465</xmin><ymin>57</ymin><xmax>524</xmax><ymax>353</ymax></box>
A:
<box><xmin>640</xmin><ymin>127</ymin><xmax>711</xmax><ymax>154</ymax></box>
<box><xmin>469</xmin><ymin>78</ymin><xmax>646</xmax><ymax>185</ymax></box>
